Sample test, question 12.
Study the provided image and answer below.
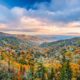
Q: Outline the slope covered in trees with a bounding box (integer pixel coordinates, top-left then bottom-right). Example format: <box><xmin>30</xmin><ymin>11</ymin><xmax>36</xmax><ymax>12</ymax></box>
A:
<box><xmin>0</xmin><ymin>32</ymin><xmax>80</xmax><ymax>80</ymax></box>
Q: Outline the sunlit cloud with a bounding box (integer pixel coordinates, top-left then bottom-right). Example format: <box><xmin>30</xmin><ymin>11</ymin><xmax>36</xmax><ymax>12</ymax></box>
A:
<box><xmin>0</xmin><ymin>3</ymin><xmax>80</xmax><ymax>36</ymax></box>
<box><xmin>0</xmin><ymin>23</ymin><xmax>8</xmax><ymax>29</ymax></box>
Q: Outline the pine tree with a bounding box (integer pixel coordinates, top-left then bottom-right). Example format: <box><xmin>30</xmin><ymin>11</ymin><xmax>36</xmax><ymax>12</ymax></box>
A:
<box><xmin>60</xmin><ymin>48</ymin><xmax>72</xmax><ymax>80</ymax></box>
<box><xmin>36</xmin><ymin>63</ymin><xmax>46</xmax><ymax>80</ymax></box>
<box><xmin>48</xmin><ymin>68</ymin><xmax>55</xmax><ymax>80</ymax></box>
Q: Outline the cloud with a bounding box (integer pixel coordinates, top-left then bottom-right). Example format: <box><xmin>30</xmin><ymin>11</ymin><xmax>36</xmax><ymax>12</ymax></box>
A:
<box><xmin>0</xmin><ymin>5</ymin><xmax>53</xmax><ymax>35</ymax></box>
<box><xmin>0</xmin><ymin>23</ymin><xmax>8</xmax><ymax>29</ymax></box>
<box><xmin>11</xmin><ymin>7</ymin><xmax>27</xmax><ymax>17</ymax></box>
<box><xmin>0</xmin><ymin>2</ymin><xmax>80</xmax><ymax>36</ymax></box>
<box><xmin>30</xmin><ymin>0</ymin><xmax>80</xmax><ymax>23</ymax></box>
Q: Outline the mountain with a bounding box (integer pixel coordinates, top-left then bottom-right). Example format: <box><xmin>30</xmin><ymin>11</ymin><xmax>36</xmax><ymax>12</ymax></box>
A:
<box><xmin>0</xmin><ymin>32</ymin><xmax>39</xmax><ymax>50</ymax></box>
<box><xmin>0</xmin><ymin>32</ymin><xmax>76</xmax><ymax>43</ymax></box>
<box><xmin>36</xmin><ymin>35</ymin><xmax>75</xmax><ymax>42</ymax></box>
<box><xmin>0</xmin><ymin>32</ymin><xmax>80</xmax><ymax>58</ymax></box>
<box><xmin>0</xmin><ymin>32</ymin><xmax>80</xmax><ymax>50</ymax></box>
<box><xmin>15</xmin><ymin>34</ymin><xmax>44</xmax><ymax>43</ymax></box>
<box><xmin>0</xmin><ymin>32</ymin><xmax>13</xmax><ymax>37</ymax></box>
<box><xmin>40</xmin><ymin>37</ymin><xmax>80</xmax><ymax>48</ymax></box>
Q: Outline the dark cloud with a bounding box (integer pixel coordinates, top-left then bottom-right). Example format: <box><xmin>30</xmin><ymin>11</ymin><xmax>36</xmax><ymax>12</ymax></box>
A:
<box><xmin>0</xmin><ymin>0</ymin><xmax>51</xmax><ymax>9</ymax></box>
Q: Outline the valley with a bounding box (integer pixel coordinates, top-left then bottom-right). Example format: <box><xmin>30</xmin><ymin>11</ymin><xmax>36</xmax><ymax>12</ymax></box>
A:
<box><xmin>0</xmin><ymin>32</ymin><xmax>80</xmax><ymax>80</ymax></box>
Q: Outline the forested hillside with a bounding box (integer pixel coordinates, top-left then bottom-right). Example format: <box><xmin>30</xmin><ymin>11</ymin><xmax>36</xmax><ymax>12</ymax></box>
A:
<box><xmin>0</xmin><ymin>32</ymin><xmax>80</xmax><ymax>80</ymax></box>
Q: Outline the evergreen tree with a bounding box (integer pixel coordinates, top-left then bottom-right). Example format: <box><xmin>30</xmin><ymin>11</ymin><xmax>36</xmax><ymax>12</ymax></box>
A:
<box><xmin>48</xmin><ymin>68</ymin><xmax>55</xmax><ymax>80</ymax></box>
<box><xmin>60</xmin><ymin>48</ymin><xmax>72</xmax><ymax>80</ymax></box>
<box><xmin>36</xmin><ymin>63</ymin><xmax>46</xmax><ymax>80</ymax></box>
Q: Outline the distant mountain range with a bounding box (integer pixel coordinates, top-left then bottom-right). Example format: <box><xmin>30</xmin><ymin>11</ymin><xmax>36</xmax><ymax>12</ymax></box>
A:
<box><xmin>0</xmin><ymin>32</ymin><xmax>43</xmax><ymax>43</ymax></box>
<box><xmin>41</xmin><ymin>37</ymin><xmax>80</xmax><ymax>48</ymax></box>
<box><xmin>0</xmin><ymin>32</ymin><xmax>39</xmax><ymax>50</ymax></box>
<box><xmin>0</xmin><ymin>32</ymin><xmax>80</xmax><ymax>58</ymax></box>
<box><xmin>0</xmin><ymin>32</ymin><xmax>76</xmax><ymax>42</ymax></box>
<box><xmin>0</xmin><ymin>32</ymin><xmax>80</xmax><ymax>49</ymax></box>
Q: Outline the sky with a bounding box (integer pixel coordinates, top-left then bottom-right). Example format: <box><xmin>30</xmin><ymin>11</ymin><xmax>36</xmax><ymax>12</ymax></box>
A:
<box><xmin>0</xmin><ymin>0</ymin><xmax>80</xmax><ymax>38</ymax></box>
